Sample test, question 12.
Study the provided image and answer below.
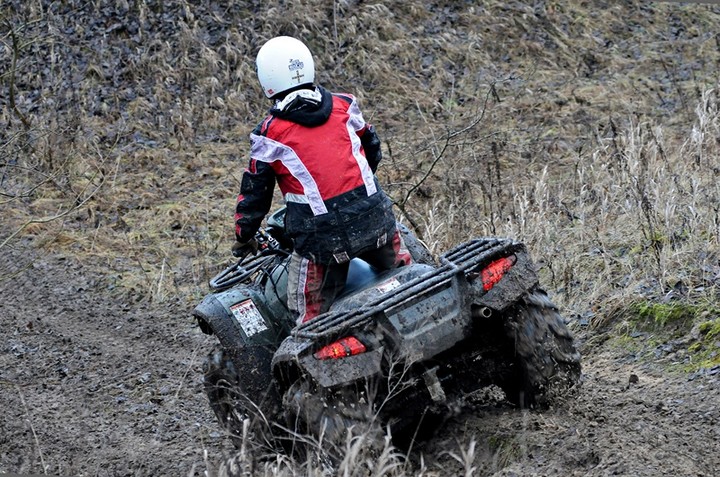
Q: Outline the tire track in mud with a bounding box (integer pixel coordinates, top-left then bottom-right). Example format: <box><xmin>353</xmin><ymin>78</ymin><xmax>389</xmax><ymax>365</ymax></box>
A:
<box><xmin>0</xmin><ymin>240</ymin><xmax>230</xmax><ymax>476</ymax></box>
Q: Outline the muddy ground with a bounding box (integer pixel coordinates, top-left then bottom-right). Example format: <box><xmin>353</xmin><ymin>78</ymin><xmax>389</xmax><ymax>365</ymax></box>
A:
<box><xmin>1</xmin><ymin>237</ymin><xmax>718</xmax><ymax>476</ymax></box>
<box><xmin>1</xmin><ymin>240</ymin><xmax>232</xmax><ymax>476</ymax></box>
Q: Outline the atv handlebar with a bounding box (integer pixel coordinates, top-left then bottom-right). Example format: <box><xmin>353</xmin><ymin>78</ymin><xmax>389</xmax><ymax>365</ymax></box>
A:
<box><xmin>209</xmin><ymin>228</ymin><xmax>288</xmax><ymax>291</ymax></box>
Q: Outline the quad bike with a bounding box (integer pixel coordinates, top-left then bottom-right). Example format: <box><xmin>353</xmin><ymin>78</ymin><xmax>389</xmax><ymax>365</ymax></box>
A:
<box><xmin>193</xmin><ymin>207</ymin><xmax>581</xmax><ymax>453</ymax></box>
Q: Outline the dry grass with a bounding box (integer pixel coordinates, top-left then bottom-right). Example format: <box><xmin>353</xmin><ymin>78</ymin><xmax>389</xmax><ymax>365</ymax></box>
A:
<box><xmin>2</xmin><ymin>0</ymin><xmax>720</xmax><ymax>474</ymax></box>
<box><xmin>208</xmin><ymin>421</ymin><xmax>474</xmax><ymax>477</ymax></box>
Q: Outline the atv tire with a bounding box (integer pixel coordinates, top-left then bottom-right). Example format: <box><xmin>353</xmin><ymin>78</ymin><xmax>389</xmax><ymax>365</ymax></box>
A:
<box><xmin>283</xmin><ymin>379</ymin><xmax>383</xmax><ymax>457</ymax></box>
<box><xmin>203</xmin><ymin>347</ymin><xmax>284</xmax><ymax>450</ymax></box>
<box><xmin>502</xmin><ymin>288</ymin><xmax>581</xmax><ymax>408</ymax></box>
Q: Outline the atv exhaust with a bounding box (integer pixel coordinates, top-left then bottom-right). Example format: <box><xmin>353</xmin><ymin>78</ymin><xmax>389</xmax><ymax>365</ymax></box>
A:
<box><xmin>473</xmin><ymin>306</ymin><xmax>493</xmax><ymax>319</ymax></box>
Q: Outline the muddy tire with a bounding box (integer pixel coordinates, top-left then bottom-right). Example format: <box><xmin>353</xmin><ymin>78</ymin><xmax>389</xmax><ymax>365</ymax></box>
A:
<box><xmin>502</xmin><ymin>288</ymin><xmax>581</xmax><ymax>408</ymax></box>
<box><xmin>203</xmin><ymin>347</ymin><xmax>284</xmax><ymax>450</ymax></box>
<box><xmin>283</xmin><ymin>379</ymin><xmax>382</xmax><ymax>457</ymax></box>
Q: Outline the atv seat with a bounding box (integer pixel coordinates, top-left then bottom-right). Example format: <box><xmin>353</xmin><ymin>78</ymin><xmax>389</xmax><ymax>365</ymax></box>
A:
<box><xmin>342</xmin><ymin>259</ymin><xmax>379</xmax><ymax>297</ymax></box>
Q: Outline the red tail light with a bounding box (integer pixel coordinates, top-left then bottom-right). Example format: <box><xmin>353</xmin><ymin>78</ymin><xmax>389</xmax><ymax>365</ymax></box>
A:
<box><xmin>314</xmin><ymin>337</ymin><xmax>367</xmax><ymax>360</ymax></box>
<box><xmin>481</xmin><ymin>255</ymin><xmax>517</xmax><ymax>291</ymax></box>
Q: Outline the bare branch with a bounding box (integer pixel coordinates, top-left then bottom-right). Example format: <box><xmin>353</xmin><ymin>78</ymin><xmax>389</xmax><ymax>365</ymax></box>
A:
<box><xmin>399</xmin><ymin>83</ymin><xmax>495</xmax><ymax>208</ymax></box>
<box><xmin>6</xmin><ymin>21</ymin><xmax>32</xmax><ymax>129</ymax></box>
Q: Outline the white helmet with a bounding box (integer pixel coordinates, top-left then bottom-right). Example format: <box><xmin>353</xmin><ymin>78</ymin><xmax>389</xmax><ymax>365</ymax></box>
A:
<box><xmin>256</xmin><ymin>36</ymin><xmax>316</xmax><ymax>99</ymax></box>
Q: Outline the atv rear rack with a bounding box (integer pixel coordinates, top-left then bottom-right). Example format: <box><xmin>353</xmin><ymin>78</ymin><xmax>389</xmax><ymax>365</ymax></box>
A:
<box><xmin>294</xmin><ymin>237</ymin><xmax>519</xmax><ymax>340</ymax></box>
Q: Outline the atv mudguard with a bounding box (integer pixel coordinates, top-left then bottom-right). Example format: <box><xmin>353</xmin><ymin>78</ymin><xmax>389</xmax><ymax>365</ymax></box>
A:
<box><xmin>272</xmin><ymin>336</ymin><xmax>385</xmax><ymax>389</ymax></box>
<box><xmin>471</xmin><ymin>249</ymin><xmax>538</xmax><ymax>312</ymax></box>
<box><xmin>193</xmin><ymin>285</ymin><xmax>286</xmax><ymax>348</ymax></box>
<box><xmin>193</xmin><ymin>285</ymin><xmax>289</xmax><ymax>398</ymax></box>
<box><xmin>195</xmin><ymin>256</ymin><xmax>386</xmax><ymax>387</ymax></box>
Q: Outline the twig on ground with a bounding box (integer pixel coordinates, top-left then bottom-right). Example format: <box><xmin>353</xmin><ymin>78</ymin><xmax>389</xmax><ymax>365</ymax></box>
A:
<box><xmin>16</xmin><ymin>384</ymin><xmax>48</xmax><ymax>475</ymax></box>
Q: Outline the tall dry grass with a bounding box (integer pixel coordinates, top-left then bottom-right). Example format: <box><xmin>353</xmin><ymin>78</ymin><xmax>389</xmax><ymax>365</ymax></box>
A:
<box><xmin>455</xmin><ymin>91</ymin><xmax>720</xmax><ymax>322</ymax></box>
<box><xmin>205</xmin><ymin>417</ymin><xmax>477</xmax><ymax>477</ymax></box>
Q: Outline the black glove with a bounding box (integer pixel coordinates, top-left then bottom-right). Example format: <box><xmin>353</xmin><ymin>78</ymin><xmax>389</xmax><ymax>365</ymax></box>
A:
<box><xmin>232</xmin><ymin>238</ymin><xmax>259</xmax><ymax>257</ymax></box>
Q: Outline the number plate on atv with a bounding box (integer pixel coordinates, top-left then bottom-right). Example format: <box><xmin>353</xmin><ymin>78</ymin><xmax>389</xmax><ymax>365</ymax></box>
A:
<box><xmin>230</xmin><ymin>299</ymin><xmax>268</xmax><ymax>337</ymax></box>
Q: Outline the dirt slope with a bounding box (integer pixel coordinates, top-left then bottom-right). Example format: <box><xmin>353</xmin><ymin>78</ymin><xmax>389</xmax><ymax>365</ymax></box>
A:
<box><xmin>2</xmin><ymin>239</ymin><xmax>718</xmax><ymax>476</ymax></box>
<box><xmin>0</xmin><ymin>239</ymin><xmax>231</xmax><ymax>476</ymax></box>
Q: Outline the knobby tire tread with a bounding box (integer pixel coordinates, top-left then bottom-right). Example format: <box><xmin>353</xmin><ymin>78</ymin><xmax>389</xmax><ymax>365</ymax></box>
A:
<box><xmin>504</xmin><ymin>288</ymin><xmax>582</xmax><ymax>407</ymax></box>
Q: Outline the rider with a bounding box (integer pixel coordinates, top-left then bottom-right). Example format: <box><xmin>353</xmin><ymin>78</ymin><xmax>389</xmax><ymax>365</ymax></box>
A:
<box><xmin>233</xmin><ymin>36</ymin><xmax>412</xmax><ymax>325</ymax></box>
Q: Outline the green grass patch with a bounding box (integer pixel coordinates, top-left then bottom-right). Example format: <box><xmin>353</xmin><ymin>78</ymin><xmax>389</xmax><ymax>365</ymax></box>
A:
<box><xmin>685</xmin><ymin>318</ymin><xmax>720</xmax><ymax>371</ymax></box>
<box><xmin>603</xmin><ymin>300</ymin><xmax>720</xmax><ymax>373</ymax></box>
<box><xmin>631</xmin><ymin>302</ymin><xmax>699</xmax><ymax>331</ymax></box>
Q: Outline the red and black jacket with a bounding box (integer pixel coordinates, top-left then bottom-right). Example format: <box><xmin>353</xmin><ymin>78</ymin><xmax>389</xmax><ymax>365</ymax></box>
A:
<box><xmin>235</xmin><ymin>86</ymin><xmax>396</xmax><ymax>263</ymax></box>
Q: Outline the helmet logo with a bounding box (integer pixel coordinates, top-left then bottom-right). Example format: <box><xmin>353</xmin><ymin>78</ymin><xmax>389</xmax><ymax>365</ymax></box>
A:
<box><xmin>291</xmin><ymin>70</ymin><xmax>305</xmax><ymax>83</ymax></box>
<box><xmin>289</xmin><ymin>59</ymin><xmax>306</xmax><ymax>84</ymax></box>
<box><xmin>288</xmin><ymin>59</ymin><xmax>304</xmax><ymax>71</ymax></box>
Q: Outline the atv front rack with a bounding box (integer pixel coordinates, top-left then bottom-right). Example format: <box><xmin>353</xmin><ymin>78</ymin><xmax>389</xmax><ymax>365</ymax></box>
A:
<box><xmin>294</xmin><ymin>237</ymin><xmax>519</xmax><ymax>340</ymax></box>
<box><xmin>209</xmin><ymin>254</ymin><xmax>281</xmax><ymax>291</ymax></box>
